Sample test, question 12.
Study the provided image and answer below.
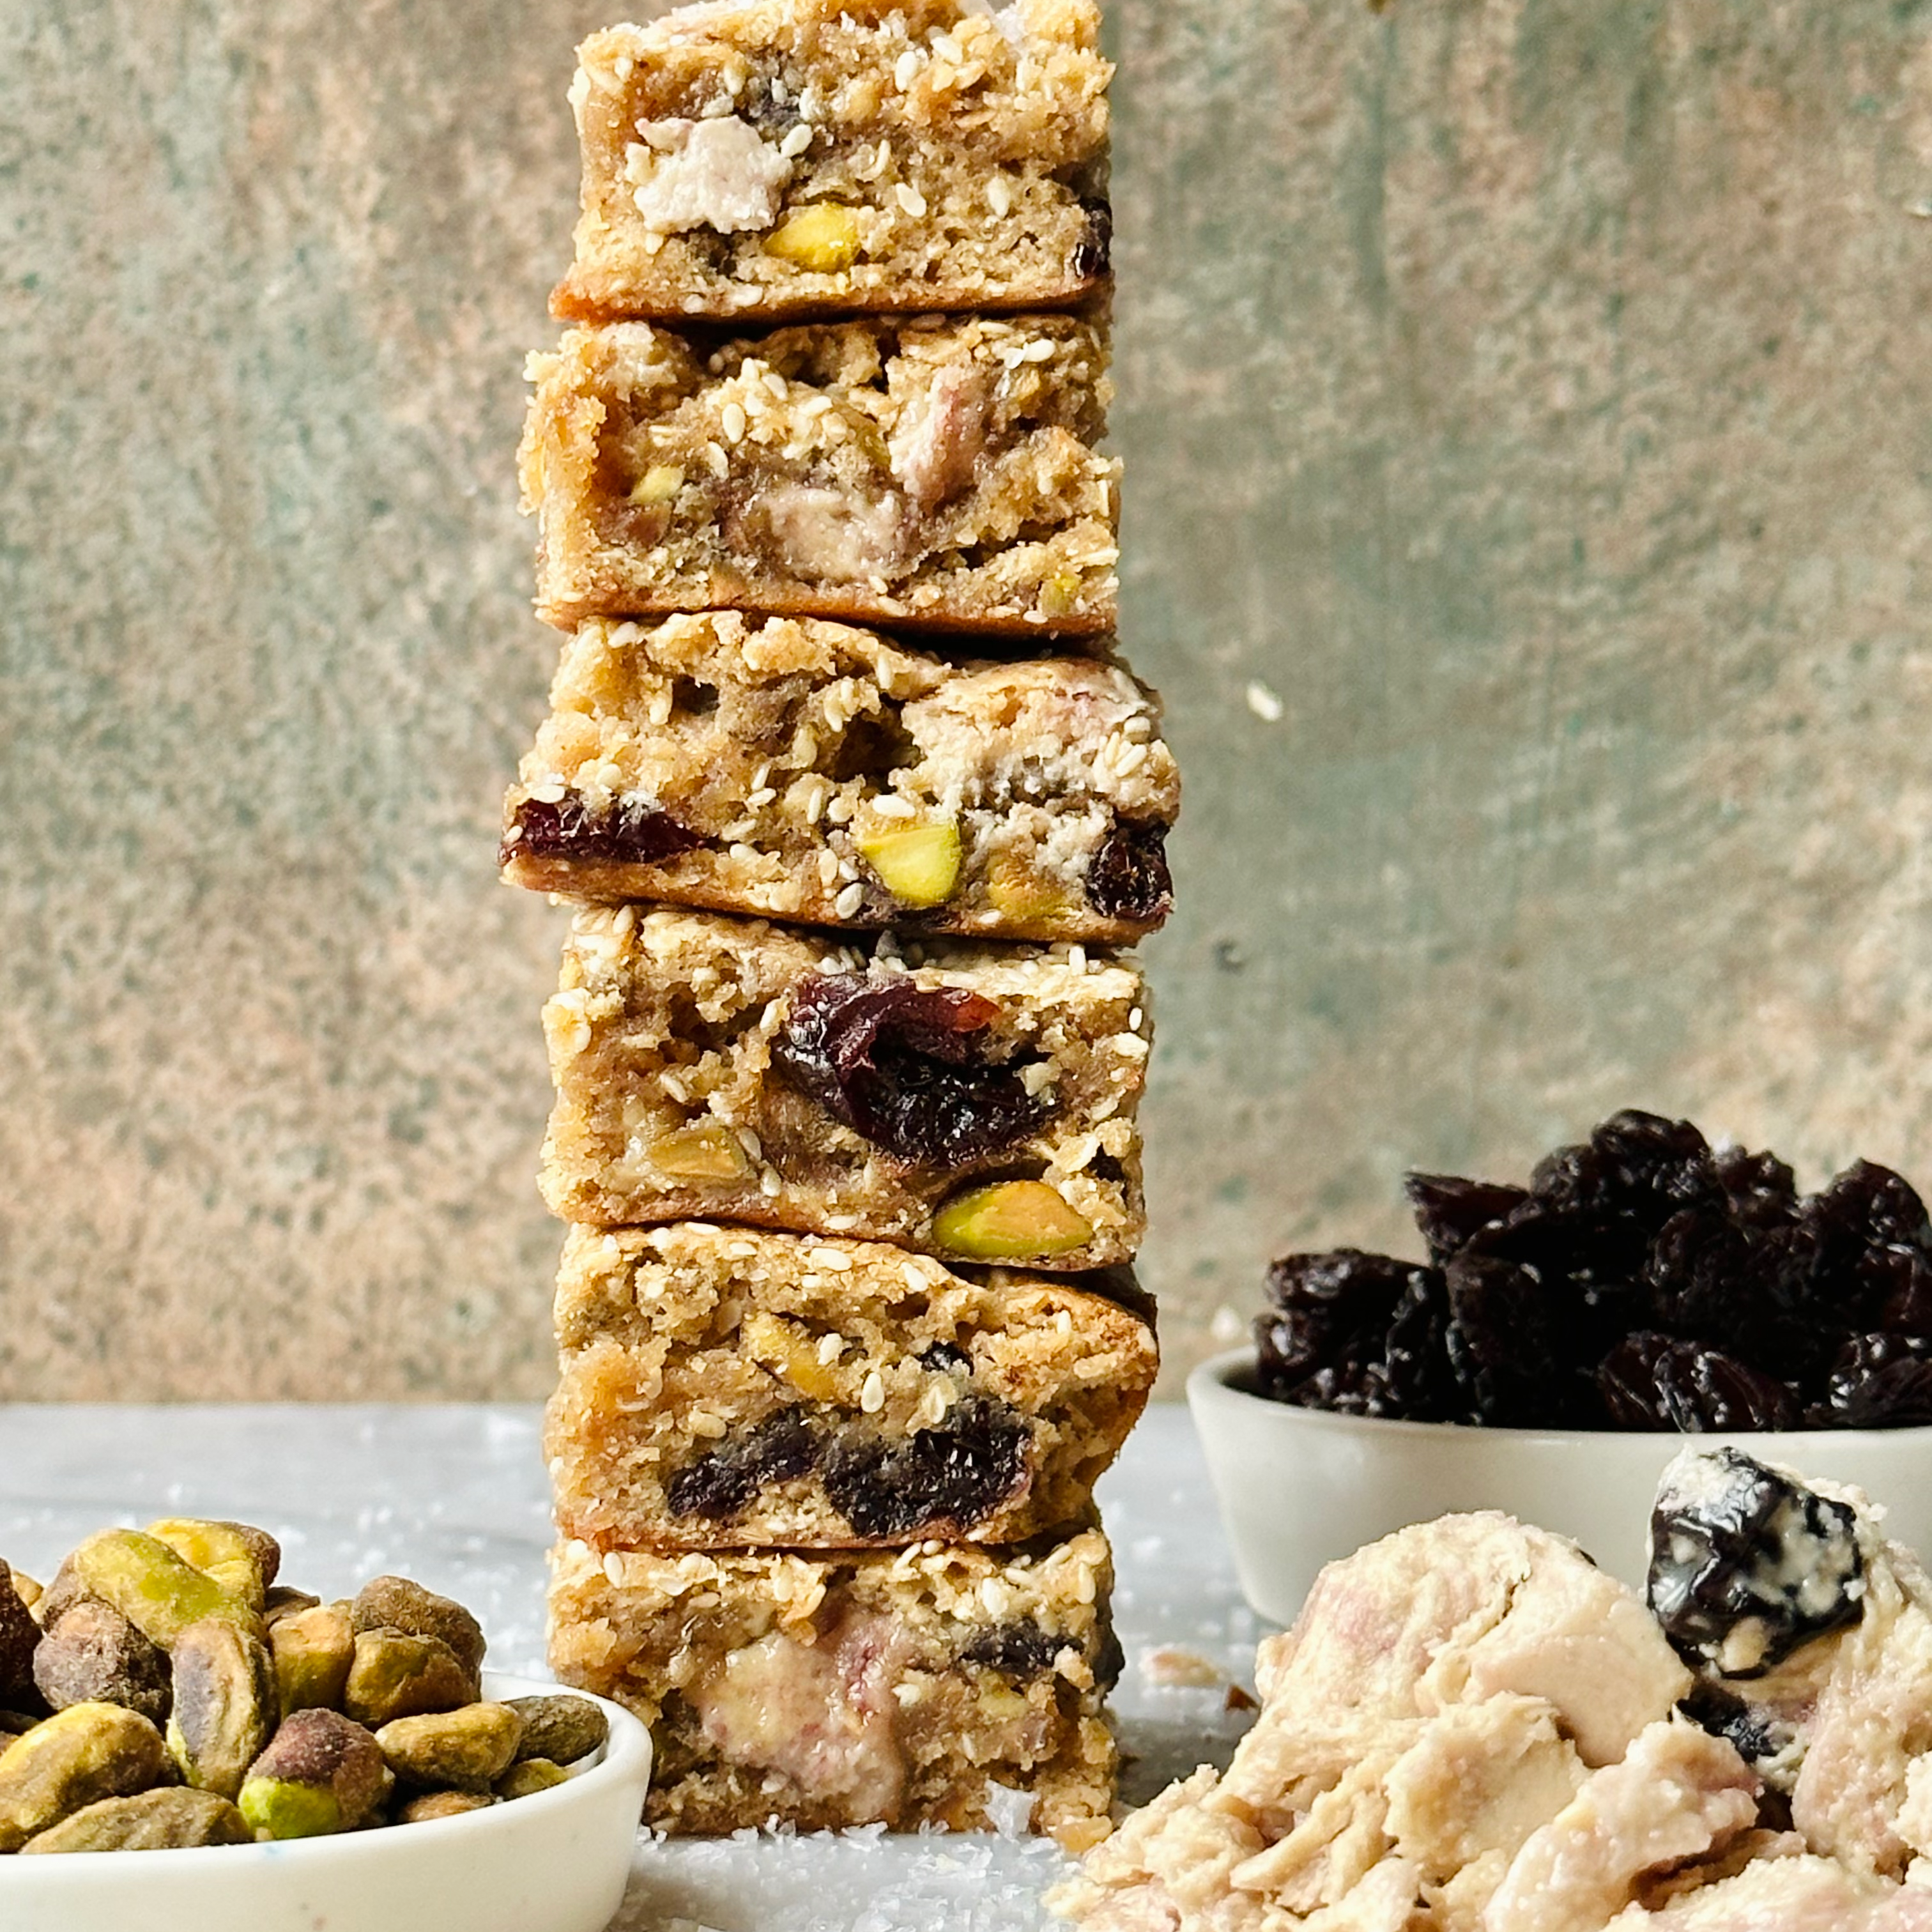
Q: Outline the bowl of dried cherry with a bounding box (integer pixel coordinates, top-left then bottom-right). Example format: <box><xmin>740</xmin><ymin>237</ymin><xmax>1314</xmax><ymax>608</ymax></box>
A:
<box><xmin>1191</xmin><ymin>1110</ymin><xmax>1932</xmax><ymax>1623</ymax></box>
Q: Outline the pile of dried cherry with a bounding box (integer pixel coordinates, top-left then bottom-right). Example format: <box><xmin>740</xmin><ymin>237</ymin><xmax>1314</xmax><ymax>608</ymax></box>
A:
<box><xmin>1254</xmin><ymin>1109</ymin><xmax>1932</xmax><ymax>1431</ymax></box>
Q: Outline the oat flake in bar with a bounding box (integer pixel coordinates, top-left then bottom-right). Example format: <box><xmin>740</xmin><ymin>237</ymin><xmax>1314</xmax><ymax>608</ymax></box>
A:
<box><xmin>555</xmin><ymin>0</ymin><xmax>1110</xmax><ymax>323</ymax></box>
<box><xmin>501</xmin><ymin>612</ymin><xmax>1177</xmax><ymax>942</ymax></box>
<box><xmin>539</xmin><ymin>905</ymin><xmax>1148</xmax><ymax>1269</ymax></box>
<box><xmin>548</xmin><ymin>1221</ymin><xmax>1157</xmax><ymax>1551</ymax></box>
<box><xmin>519</xmin><ymin>314</ymin><xmax>1119</xmax><ymax>636</ymax></box>
<box><xmin>548</xmin><ymin>1522</ymin><xmax>1119</xmax><ymax>1845</ymax></box>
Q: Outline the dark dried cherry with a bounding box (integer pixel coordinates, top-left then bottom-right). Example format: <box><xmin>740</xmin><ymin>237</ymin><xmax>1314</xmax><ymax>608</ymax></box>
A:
<box><xmin>1648</xmin><ymin>1447</ymin><xmax>1864</xmax><ymax>1675</ymax></box>
<box><xmin>1821</xmin><ymin>1333</ymin><xmax>1932</xmax><ymax>1427</ymax></box>
<box><xmin>1444</xmin><ymin>1254</ymin><xmax>1562</xmax><ymax>1426</ymax></box>
<box><xmin>507</xmin><ymin>794</ymin><xmax>703</xmax><ymax>866</ymax></box>
<box><xmin>1597</xmin><ymin>1334</ymin><xmax>1800</xmax><ymax>1432</ymax></box>
<box><xmin>1070</xmin><ymin>197</ymin><xmax>1113</xmax><ymax>281</ymax></box>
<box><xmin>961</xmin><ymin>1622</ymin><xmax>1066</xmax><ymax>1678</ymax></box>
<box><xmin>1084</xmin><ymin>816</ymin><xmax>1173</xmax><ymax>926</ymax></box>
<box><xmin>821</xmin><ymin>1397</ymin><xmax>1028</xmax><ymax>1538</ymax></box>
<box><xmin>1713</xmin><ymin>1144</ymin><xmax>1798</xmax><ymax>1230</ymax></box>
<box><xmin>772</xmin><ymin>974</ymin><xmax>1045</xmax><ymax>1167</ymax></box>
<box><xmin>1403</xmin><ymin>1173</ymin><xmax>1528</xmax><ymax>1264</ymax></box>
<box><xmin>1532</xmin><ymin>1111</ymin><xmax>1722</xmax><ymax>1234</ymax></box>
<box><xmin>665</xmin><ymin>1410</ymin><xmax>819</xmax><ymax>1522</ymax></box>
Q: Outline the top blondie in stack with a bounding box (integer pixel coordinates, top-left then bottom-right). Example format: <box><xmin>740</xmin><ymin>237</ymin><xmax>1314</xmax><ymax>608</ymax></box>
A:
<box><xmin>503</xmin><ymin>0</ymin><xmax>1175</xmax><ymax>1848</ymax></box>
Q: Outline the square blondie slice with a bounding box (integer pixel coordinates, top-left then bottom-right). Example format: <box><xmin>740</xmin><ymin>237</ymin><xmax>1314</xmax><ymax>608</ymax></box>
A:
<box><xmin>540</xmin><ymin>906</ymin><xmax>1148</xmax><ymax>1269</ymax></box>
<box><xmin>549</xmin><ymin>1222</ymin><xmax>1157</xmax><ymax>1551</ymax></box>
<box><xmin>548</xmin><ymin>1523</ymin><xmax>1119</xmax><ymax>1845</ymax></box>
<box><xmin>501</xmin><ymin>613</ymin><xmax>1177</xmax><ymax>943</ymax></box>
<box><xmin>520</xmin><ymin>315</ymin><xmax>1118</xmax><ymax>637</ymax></box>
<box><xmin>555</xmin><ymin>0</ymin><xmax>1110</xmax><ymax>324</ymax></box>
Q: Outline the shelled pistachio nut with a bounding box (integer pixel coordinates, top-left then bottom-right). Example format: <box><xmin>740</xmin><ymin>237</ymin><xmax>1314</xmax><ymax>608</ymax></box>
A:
<box><xmin>495</xmin><ymin>1758</ymin><xmax>569</xmax><ymax>1800</ymax></box>
<box><xmin>167</xmin><ymin>1617</ymin><xmax>277</xmax><ymax>1800</ymax></box>
<box><xmin>0</xmin><ymin>1560</ymin><xmax>38</xmax><ymax>1704</ymax></box>
<box><xmin>350</xmin><ymin>1578</ymin><xmax>486</xmax><ymax>1683</ymax></box>
<box><xmin>400</xmin><ymin>1788</ymin><xmax>496</xmax><ymax>1823</ymax></box>
<box><xmin>238</xmin><ymin>1708</ymin><xmax>390</xmax><ymax>1839</ymax></box>
<box><xmin>0</xmin><ymin>1702</ymin><xmax>169</xmax><ymax>1852</ymax></box>
<box><xmin>933</xmin><ymin>1179</ymin><xmax>1095</xmax><ymax>1261</ymax></box>
<box><xmin>20</xmin><ymin>1786</ymin><xmax>252</xmax><ymax>1852</ymax></box>
<box><xmin>145</xmin><ymin>1519</ymin><xmax>281</xmax><ymax>1611</ymax></box>
<box><xmin>68</xmin><ymin>1530</ymin><xmax>263</xmax><ymax>1652</ymax></box>
<box><xmin>505</xmin><ymin>1694</ymin><xmax>607</xmax><ymax>1768</ymax></box>
<box><xmin>854</xmin><ymin>817</ymin><xmax>962</xmax><ymax>908</ymax></box>
<box><xmin>342</xmin><ymin>1630</ymin><xmax>473</xmax><ymax>1728</ymax></box>
<box><xmin>270</xmin><ymin>1602</ymin><xmax>356</xmax><ymax>1716</ymax></box>
<box><xmin>33</xmin><ymin>1600</ymin><xmax>172</xmax><ymax>1725</ymax></box>
<box><xmin>262</xmin><ymin>1585</ymin><xmax>322</xmax><ymax>1623</ymax></box>
<box><xmin>376</xmin><ymin>1703</ymin><xmax>523</xmax><ymax>1793</ymax></box>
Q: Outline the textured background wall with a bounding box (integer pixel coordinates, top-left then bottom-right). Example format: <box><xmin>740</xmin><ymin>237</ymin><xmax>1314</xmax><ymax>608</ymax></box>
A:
<box><xmin>3</xmin><ymin>0</ymin><xmax>1930</xmax><ymax>1399</ymax></box>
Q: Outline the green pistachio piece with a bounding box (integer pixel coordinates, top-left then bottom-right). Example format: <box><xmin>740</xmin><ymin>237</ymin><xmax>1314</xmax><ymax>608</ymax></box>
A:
<box><xmin>270</xmin><ymin>1603</ymin><xmax>356</xmax><ymax>1716</ymax></box>
<box><xmin>932</xmin><ymin>1179</ymin><xmax>1094</xmax><ymax>1261</ymax></box>
<box><xmin>854</xmin><ymin>818</ymin><xmax>962</xmax><ymax>908</ymax></box>
<box><xmin>20</xmin><ymin>1786</ymin><xmax>252</xmax><ymax>1852</ymax></box>
<box><xmin>166</xmin><ymin>1616</ymin><xmax>277</xmax><ymax>1799</ymax></box>
<box><xmin>0</xmin><ymin>1560</ymin><xmax>39</xmax><ymax>1704</ymax></box>
<box><xmin>33</xmin><ymin>1600</ymin><xmax>172</xmax><ymax>1724</ymax></box>
<box><xmin>495</xmin><ymin>1758</ymin><xmax>569</xmax><ymax>1800</ymax></box>
<box><xmin>239</xmin><ymin>1708</ymin><xmax>389</xmax><ymax>1839</ymax></box>
<box><xmin>376</xmin><ymin>1703</ymin><xmax>523</xmax><ymax>1793</ymax></box>
<box><xmin>400</xmin><ymin>1788</ymin><xmax>498</xmax><ymax>1823</ymax></box>
<box><xmin>0</xmin><ymin>1702</ymin><xmax>169</xmax><ymax>1851</ymax></box>
<box><xmin>342</xmin><ymin>1630</ymin><xmax>473</xmax><ymax>1728</ymax></box>
<box><xmin>505</xmin><ymin>1694</ymin><xmax>608</xmax><ymax>1767</ymax></box>
<box><xmin>349</xmin><ymin>1578</ymin><xmax>486</xmax><ymax>1683</ymax></box>
<box><xmin>145</xmin><ymin>1519</ymin><xmax>281</xmax><ymax>1611</ymax></box>
<box><xmin>69</xmin><ymin>1530</ymin><xmax>263</xmax><ymax>1652</ymax></box>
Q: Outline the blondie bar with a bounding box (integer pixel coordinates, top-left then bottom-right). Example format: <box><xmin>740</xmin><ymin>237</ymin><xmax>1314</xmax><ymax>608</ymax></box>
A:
<box><xmin>540</xmin><ymin>907</ymin><xmax>1147</xmax><ymax>1268</ymax></box>
<box><xmin>555</xmin><ymin>0</ymin><xmax>1110</xmax><ymax>323</ymax></box>
<box><xmin>548</xmin><ymin>1222</ymin><xmax>1156</xmax><ymax>1551</ymax></box>
<box><xmin>500</xmin><ymin>613</ymin><xmax>1176</xmax><ymax>942</ymax></box>
<box><xmin>520</xmin><ymin>315</ymin><xmax>1118</xmax><ymax>636</ymax></box>
<box><xmin>548</xmin><ymin>1524</ymin><xmax>1118</xmax><ymax>1844</ymax></box>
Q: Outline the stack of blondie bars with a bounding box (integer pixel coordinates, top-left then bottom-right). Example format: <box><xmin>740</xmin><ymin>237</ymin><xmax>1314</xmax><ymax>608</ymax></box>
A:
<box><xmin>502</xmin><ymin>0</ymin><xmax>1176</xmax><ymax>1848</ymax></box>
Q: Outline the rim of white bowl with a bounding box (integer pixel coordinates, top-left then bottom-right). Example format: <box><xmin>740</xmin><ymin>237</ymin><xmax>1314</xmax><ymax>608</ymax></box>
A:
<box><xmin>0</xmin><ymin>1671</ymin><xmax>651</xmax><ymax>1871</ymax></box>
<box><xmin>1190</xmin><ymin>1345</ymin><xmax>1932</xmax><ymax>1448</ymax></box>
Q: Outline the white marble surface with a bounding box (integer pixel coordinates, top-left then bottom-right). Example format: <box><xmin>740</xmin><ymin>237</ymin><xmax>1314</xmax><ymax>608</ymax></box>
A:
<box><xmin>0</xmin><ymin>1404</ymin><xmax>1265</xmax><ymax>1931</ymax></box>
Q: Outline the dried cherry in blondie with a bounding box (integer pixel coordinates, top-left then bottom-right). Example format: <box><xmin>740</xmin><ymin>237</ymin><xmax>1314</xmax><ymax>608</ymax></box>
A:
<box><xmin>772</xmin><ymin>974</ymin><xmax>1045</xmax><ymax>1167</ymax></box>
<box><xmin>509</xmin><ymin>795</ymin><xmax>702</xmax><ymax>865</ymax></box>
<box><xmin>1084</xmin><ymin>816</ymin><xmax>1172</xmax><ymax>926</ymax></box>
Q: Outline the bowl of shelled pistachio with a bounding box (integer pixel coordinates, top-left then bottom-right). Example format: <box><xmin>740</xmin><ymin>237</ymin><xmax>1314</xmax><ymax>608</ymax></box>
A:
<box><xmin>0</xmin><ymin>1518</ymin><xmax>652</xmax><ymax>1932</ymax></box>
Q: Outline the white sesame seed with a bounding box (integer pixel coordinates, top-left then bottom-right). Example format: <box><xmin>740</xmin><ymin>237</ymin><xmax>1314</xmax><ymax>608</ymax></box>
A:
<box><xmin>986</xmin><ymin>176</ymin><xmax>1012</xmax><ymax>219</ymax></box>
<box><xmin>721</xmin><ymin>401</ymin><xmax>747</xmax><ymax>444</ymax></box>
<box><xmin>779</xmin><ymin>123</ymin><xmax>812</xmax><ymax>158</ymax></box>
<box><xmin>894</xmin><ymin>183</ymin><xmax>927</xmax><ymax>217</ymax></box>
<box><xmin>834</xmin><ymin>882</ymin><xmax>866</xmax><ymax>919</ymax></box>
<box><xmin>894</xmin><ymin>49</ymin><xmax>920</xmax><ymax>89</ymax></box>
<box><xmin>816</xmin><ymin>1332</ymin><xmax>843</xmax><ymax>1365</ymax></box>
<box><xmin>860</xmin><ymin>1370</ymin><xmax>886</xmax><ymax>1413</ymax></box>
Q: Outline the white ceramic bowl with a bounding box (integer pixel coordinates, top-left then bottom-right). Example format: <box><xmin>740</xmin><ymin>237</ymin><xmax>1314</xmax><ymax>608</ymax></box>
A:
<box><xmin>0</xmin><ymin>1672</ymin><xmax>652</xmax><ymax>1932</ymax></box>
<box><xmin>1190</xmin><ymin>1346</ymin><xmax>1932</xmax><ymax>1626</ymax></box>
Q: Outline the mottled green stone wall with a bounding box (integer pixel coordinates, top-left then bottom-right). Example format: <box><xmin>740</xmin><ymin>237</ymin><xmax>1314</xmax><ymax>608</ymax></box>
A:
<box><xmin>3</xmin><ymin>0</ymin><xmax>1930</xmax><ymax>1397</ymax></box>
